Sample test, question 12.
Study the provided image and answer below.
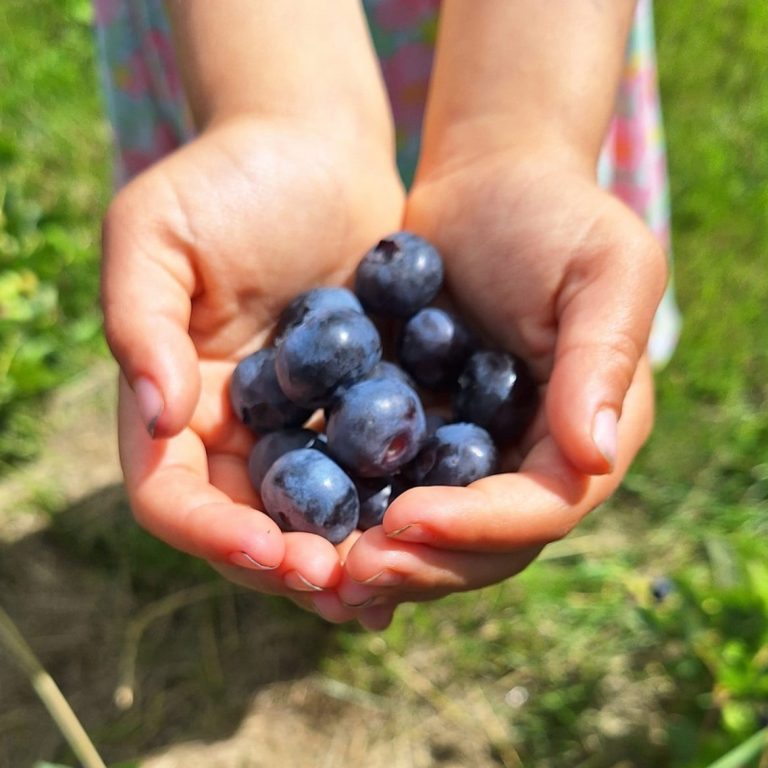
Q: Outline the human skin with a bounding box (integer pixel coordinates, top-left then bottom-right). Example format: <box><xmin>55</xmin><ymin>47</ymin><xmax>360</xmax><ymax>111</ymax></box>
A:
<box><xmin>103</xmin><ymin>1</ymin><xmax>667</xmax><ymax>630</ymax></box>
<box><xmin>327</xmin><ymin>0</ymin><xmax>668</xmax><ymax>628</ymax></box>
<box><xmin>102</xmin><ymin>1</ymin><xmax>404</xmax><ymax>612</ymax></box>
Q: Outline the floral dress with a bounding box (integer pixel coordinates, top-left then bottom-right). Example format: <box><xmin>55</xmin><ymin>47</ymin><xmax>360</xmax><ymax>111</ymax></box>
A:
<box><xmin>93</xmin><ymin>0</ymin><xmax>680</xmax><ymax>366</ymax></box>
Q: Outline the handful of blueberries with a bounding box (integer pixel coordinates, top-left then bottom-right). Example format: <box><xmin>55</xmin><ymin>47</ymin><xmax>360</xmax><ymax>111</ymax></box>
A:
<box><xmin>230</xmin><ymin>232</ymin><xmax>538</xmax><ymax>544</ymax></box>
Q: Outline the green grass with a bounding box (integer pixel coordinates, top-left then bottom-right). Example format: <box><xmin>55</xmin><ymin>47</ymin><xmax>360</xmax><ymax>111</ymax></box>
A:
<box><xmin>0</xmin><ymin>0</ymin><xmax>109</xmax><ymax>471</ymax></box>
<box><xmin>1</xmin><ymin>1</ymin><xmax>767</xmax><ymax>767</ymax></box>
<box><xmin>325</xmin><ymin>3</ymin><xmax>768</xmax><ymax>767</ymax></box>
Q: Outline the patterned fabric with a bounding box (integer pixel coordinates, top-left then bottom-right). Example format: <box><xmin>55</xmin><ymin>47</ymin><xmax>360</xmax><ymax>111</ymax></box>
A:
<box><xmin>596</xmin><ymin>1</ymin><xmax>681</xmax><ymax>365</ymax></box>
<box><xmin>93</xmin><ymin>0</ymin><xmax>193</xmax><ymax>184</ymax></box>
<box><xmin>93</xmin><ymin>0</ymin><xmax>680</xmax><ymax>365</ymax></box>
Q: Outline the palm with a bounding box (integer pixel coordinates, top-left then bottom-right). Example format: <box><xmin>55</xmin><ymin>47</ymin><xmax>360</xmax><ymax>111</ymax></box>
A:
<box><xmin>335</xmin><ymin>158</ymin><xmax>662</xmax><ymax>624</ymax></box>
<box><xmin>174</xmin><ymin>120</ymin><xmax>402</xmax><ymax>357</ymax></box>
<box><xmin>408</xmin><ymin>160</ymin><xmax>647</xmax><ymax>383</ymax></box>
<box><xmin>108</xmin><ymin>118</ymin><xmax>404</xmax><ymax>606</ymax></box>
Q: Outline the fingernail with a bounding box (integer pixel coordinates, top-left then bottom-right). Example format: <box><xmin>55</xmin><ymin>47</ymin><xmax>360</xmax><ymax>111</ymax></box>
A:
<box><xmin>358</xmin><ymin>569</ymin><xmax>404</xmax><ymax>587</ymax></box>
<box><xmin>134</xmin><ymin>377</ymin><xmax>164</xmax><ymax>437</ymax></box>
<box><xmin>342</xmin><ymin>596</ymin><xmax>376</xmax><ymax>609</ymax></box>
<box><xmin>284</xmin><ymin>571</ymin><xmax>325</xmax><ymax>592</ymax></box>
<box><xmin>228</xmin><ymin>551</ymin><xmax>279</xmax><ymax>571</ymax></box>
<box><xmin>387</xmin><ymin>523</ymin><xmax>429</xmax><ymax>543</ymax></box>
<box><xmin>592</xmin><ymin>408</ymin><xmax>618</xmax><ymax>469</ymax></box>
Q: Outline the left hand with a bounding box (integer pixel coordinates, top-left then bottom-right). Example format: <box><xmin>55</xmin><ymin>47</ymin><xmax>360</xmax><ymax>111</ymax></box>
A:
<box><xmin>321</xmin><ymin>153</ymin><xmax>667</xmax><ymax>630</ymax></box>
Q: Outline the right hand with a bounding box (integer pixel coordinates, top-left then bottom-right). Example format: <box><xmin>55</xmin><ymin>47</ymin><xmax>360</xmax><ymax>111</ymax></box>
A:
<box><xmin>102</xmin><ymin>115</ymin><xmax>404</xmax><ymax>612</ymax></box>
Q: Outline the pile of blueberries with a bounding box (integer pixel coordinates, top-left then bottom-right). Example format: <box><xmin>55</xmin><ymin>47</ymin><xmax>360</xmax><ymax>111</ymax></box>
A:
<box><xmin>230</xmin><ymin>232</ymin><xmax>539</xmax><ymax>544</ymax></box>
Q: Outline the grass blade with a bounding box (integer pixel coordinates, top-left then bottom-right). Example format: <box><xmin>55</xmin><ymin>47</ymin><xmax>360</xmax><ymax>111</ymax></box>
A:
<box><xmin>704</xmin><ymin>728</ymin><xmax>768</xmax><ymax>768</ymax></box>
<box><xmin>0</xmin><ymin>604</ymin><xmax>107</xmax><ymax>768</ymax></box>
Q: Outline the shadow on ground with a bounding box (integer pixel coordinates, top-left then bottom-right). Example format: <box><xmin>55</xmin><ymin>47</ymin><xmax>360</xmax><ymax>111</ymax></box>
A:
<box><xmin>0</xmin><ymin>364</ymin><xmax>506</xmax><ymax>768</ymax></box>
<box><xmin>0</xmin><ymin>483</ymin><xmax>339</xmax><ymax>767</ymax></box>
<box><xmin>0</xmin><ymin>363</ymin><xmax>688</xmax><ymax>768</ymax></box>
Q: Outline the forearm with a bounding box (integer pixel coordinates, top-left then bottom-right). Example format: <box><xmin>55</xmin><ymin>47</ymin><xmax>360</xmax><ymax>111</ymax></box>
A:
<box><xmin>418</xmin><ymin>0</ymin><xmax>637</xmax><ymax>177</ymax></box>
<box><xmin>165</xmin><ymin>0</ymin><xmax>393</xmax><ymax>147</ymax></box>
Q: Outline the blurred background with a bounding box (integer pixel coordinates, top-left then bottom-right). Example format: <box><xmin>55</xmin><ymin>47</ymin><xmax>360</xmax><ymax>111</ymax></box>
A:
<box><xmin>0</xmin><ymin>1</ymin><xmax>766</xmax><ymax>766</ymax></box>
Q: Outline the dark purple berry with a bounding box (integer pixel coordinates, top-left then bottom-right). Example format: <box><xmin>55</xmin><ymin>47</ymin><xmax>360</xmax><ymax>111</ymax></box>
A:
<box><xmin>455</xmin><ymin>350</ymin><xmax>538</xmax><ymax>444</ymax></box>
<box><xmin>275</xmin><ymin>309</ymin><xmax>382</xmax><ymax>409</ymax></box>
<box><xmin>364</xmin><ymin>360</ymin><xmax>416</xmax><ymax>389</ymax></box>
<box><xmin>330</xmin><ymin>361</ymin><xmax>416</xmax><ymax>409</ymax></box>
<box><xmin>248</xmin><ymin>429</ymin><xmax>327</xmax><ymax>492</ymax></box>
<box><xmin>650</xmin><ymin>577</ymin><xmax>674</xmax><ymax>603</ymax></box>
<box><xmin>354</xmin><ymin>477</ymin><xmax>394</xmax><ymax>530</ymax></box>
<box><xmin>326</xmin><ymin>377</ymin><xmax>427</xmax><ymax>477</ymax></box>
<box><xmin>407</xmin><ymin>423</ymin><xmax>498</xmax><ymax>486</ymax></box>
<box><xmin>261</xmin><ymin>449</ymin><xmax>359</xmax><ymax>544</ymax></box>
<box><xmin>275</xmin><ymin>287</ymin><xmax>363</xmax><ymax>341</ymax></box>
<box><xmin>230</xmin><ymin>348</ymin><xmax>313</xmax><ymax>433</ymax></box>
<box><xmin>354</xmin><ymin>476</ymin><xmax>412</xmax><ymax>530</ymax></box>
<box><xmin>354</xmin><ymin>232</ymin><xmax>444</xmax><ymax>318</ymax></box>
<box><xmin>397</xmin><ymin>307</ymin><xmax>476</xmax><ymax>389</ymax></box>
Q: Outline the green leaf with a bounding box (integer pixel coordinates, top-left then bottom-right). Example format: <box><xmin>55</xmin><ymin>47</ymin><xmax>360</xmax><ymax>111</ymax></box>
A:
<box><xmin>703</xmin><ymin>727</ymin><xmax>768</xmax><ymax>768</ymax></box>
<box><xmin>721</xmin><ymin>700</ymin><xmax>757</xmax><ymax>736</ymax></box>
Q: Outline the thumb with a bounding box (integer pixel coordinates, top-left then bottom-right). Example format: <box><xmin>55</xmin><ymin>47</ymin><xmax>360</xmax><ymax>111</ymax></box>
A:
<box><xmin>101</xmin><ymin>181</ymin><xmax>201</xmax><ymax>438</ymax></box>
<box><xmin>546</xmin><ymin>218</ymin><xmax>667</xmax><ymax>475</ymax></box>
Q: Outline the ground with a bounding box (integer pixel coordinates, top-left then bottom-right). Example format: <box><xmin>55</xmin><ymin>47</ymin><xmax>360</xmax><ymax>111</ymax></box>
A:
<box><xmin>0</xmin><ymin>363</ymin><xmax>517</xmax><ymax>768</ymax></box>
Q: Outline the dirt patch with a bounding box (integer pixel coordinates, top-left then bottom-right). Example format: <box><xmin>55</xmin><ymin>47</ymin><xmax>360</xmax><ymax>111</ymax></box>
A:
<box><xmin>0</xmin><ymin>361</ymin><xmax>122</xmax><ymax>542</ymax></box>
<box><xmin>0</xmin><ymin>363</ymin><xmax>506</xmax><ymax>768</ymax></box>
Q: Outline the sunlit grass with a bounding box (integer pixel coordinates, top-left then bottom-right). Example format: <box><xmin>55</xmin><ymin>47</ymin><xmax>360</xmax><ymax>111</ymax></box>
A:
<box><xmin>1</xmin><ymin>0</ymin><xmax>767</xmax><ymax>766</ymax></box>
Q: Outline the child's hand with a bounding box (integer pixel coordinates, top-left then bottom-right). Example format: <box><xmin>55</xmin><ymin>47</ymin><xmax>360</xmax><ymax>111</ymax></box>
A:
<box><xmin>332</xmin><ymin>154</ymin><xmax>666</xmax><ymax>629</ymax></box>
<box><xmin>103</xmin><ymin>116</ymin><xmax>403</xmax><ymax>610</ymax></box>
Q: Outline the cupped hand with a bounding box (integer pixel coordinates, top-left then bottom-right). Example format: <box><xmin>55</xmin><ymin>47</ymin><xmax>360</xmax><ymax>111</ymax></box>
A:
<box><xmin>102</xmin><ymin>116</ymin><xmax>404</xmax><ymax>608</ymax></box>
<box><xmin>333</xmin><ymin>154</ymin><xmax>667</xmax><ymax>629</ymax></box>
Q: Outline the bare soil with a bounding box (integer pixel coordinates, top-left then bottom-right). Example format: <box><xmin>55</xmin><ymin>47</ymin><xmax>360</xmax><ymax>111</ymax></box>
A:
<box><xmin>0</xmin><ymin>363</ymin><xmax>504</xmax><ymax>768</ymax></box>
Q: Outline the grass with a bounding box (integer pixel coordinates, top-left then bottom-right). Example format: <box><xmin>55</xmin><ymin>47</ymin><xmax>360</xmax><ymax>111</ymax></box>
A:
<box><xmin>324</xmin><ymin>2</ymin><xmax>768</xmax><ymax>766</ymax></box>
<box><xmin>0</xmin><ymin>0</ymin><xmax>109</xmax><ymax>471</ymax></box>
<box><xmin>1</xmin><ymin>0</ymin><xmax>767</xmax><ymax>767</ymax></box>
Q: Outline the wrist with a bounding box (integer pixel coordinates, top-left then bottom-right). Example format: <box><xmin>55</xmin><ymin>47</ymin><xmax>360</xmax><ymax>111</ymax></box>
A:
<box><xmin>194</xmin><ymin>113</ymin><xmax>404</xmax><ymax>218</ymax></box>
<box><xmin>202</xmin><ymin>106</ymin><xmax>398</xmax><ymax>179</ymax></box>
<box><xmin>414</xmin><ymin>115</ymin><xmax>599</xmax><ymax>189</ymax></box>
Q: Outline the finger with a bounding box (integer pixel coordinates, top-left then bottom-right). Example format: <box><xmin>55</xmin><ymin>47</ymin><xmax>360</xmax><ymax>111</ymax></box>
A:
<box><xmin>335</xmin><ymin>529</ymin><xmax>363</xmax><ymax>564</ymax></box>
<box><xmin>215</xmin><ymin>532</ymin><xmax>351</xmax><ymax>623</ymax></box>
<box><xmin>102</xmin><ymin>170</ymin><xmax>201</xmax><ymax>438</ymax></box>
<box><xmin>547</xmin><ymin>202</ymin><xmax>667</xmax><ymax>474</ymax></box>
<box><xmin>119</xmin><ymin>375</ymin><xmax>283</xmax><ymax>569</ymax></box>
<box><xmin>381</xmin><ymin>357</ymin><xmax>654</xmax><ymax>551</ymax></box>
<box><xmin>191</xmin><ymin>360</ymin><xmax>255</xmax><ymax>456</ymax></box>
<box><xmin>309</xmin><ymin>592</ymin><xmax>363</xmax><ymax>624</ymax></box>
<box><xmin>339</xmin><ymin>527</ymin><xmax>540</xmax><ymax>606</ymax></box>
<box><xmin>358</xmin><ymin>603</ymin><xmax>397</xmax><ymax>631</ymax></box>
<box><xmin>212</xmin><ymin>531</ymin><xmax>344</xmax><ymax>595</ymax></box>
<box><xmin>208</xmin><ymin>453</ymin><xmax>259</xmax><ymax>506</ymax></box>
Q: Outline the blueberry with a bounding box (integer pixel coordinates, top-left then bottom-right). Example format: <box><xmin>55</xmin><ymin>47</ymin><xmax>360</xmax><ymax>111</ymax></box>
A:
<box><xmin>275</xmin><ymin>309</ymin><xmax>382</xmax><ymax>409</ymax></box>
<box><xmin>354</xmin><ymin>477</ymin><xmax>394</xmax><ymax>530</ymax></box>
<box><xmin>455</xmin><ymin>350</ymin><xmax>538</xmax><ymax>444</ymax></box>
<box><xmin>365</xmin><ymin>360</ymin><xmax>416</xmax><ymax>389</ymax></box>
<box><xmin>326</xmin><ymin>360</ymin><xmax>416</xmax><ymax>418</ymax></box>
<box><xmin>354</xmin><ymin>476</ymin><xmax>412</xmax><ymax>530</ymax></box>
<box><xmin>398</xmin><ymin>307</ymin><xmax>476</xmax><ymax>389</ymax></box>
<box><xmin>650</xmin><ymin>576</ymin><xmax>674</xmax><ymax>603</ymax></box>
<box><xmin>406</xmin><ymin>423</ymin><xmax>498</xmax><ymax>486</ymax></box>
<box><xmin>230</xmin><ymin>348</ymin><xmax>313</xmax><ymax>433</ymax></box>
<box><xmin>326</xmin><ymin>377</ymin><xmax>427</xmax><ymax>477</ymax></box>
<box><xmin>260</xmin><ymin>449</ymin><xmax>359</xmax><ymax>544</ymax></box>
<box><xmin>354</xmin><ymin>232</ymin><xmax>444</xmax><ymax>318</ymax></box>
<box><xmin>329</xmin><ymin>361</ymin><xmax>415</xmax><ymax>404</ymax></box>
<box><xmin>247</xmin><ymin>428</ymin><xmax>327</xmax><ymax>492</ymax></box>
<box><xmin>275</xmin><ymin>286</ymin><xmax>363</xmax><ymax>341</ymax></box>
